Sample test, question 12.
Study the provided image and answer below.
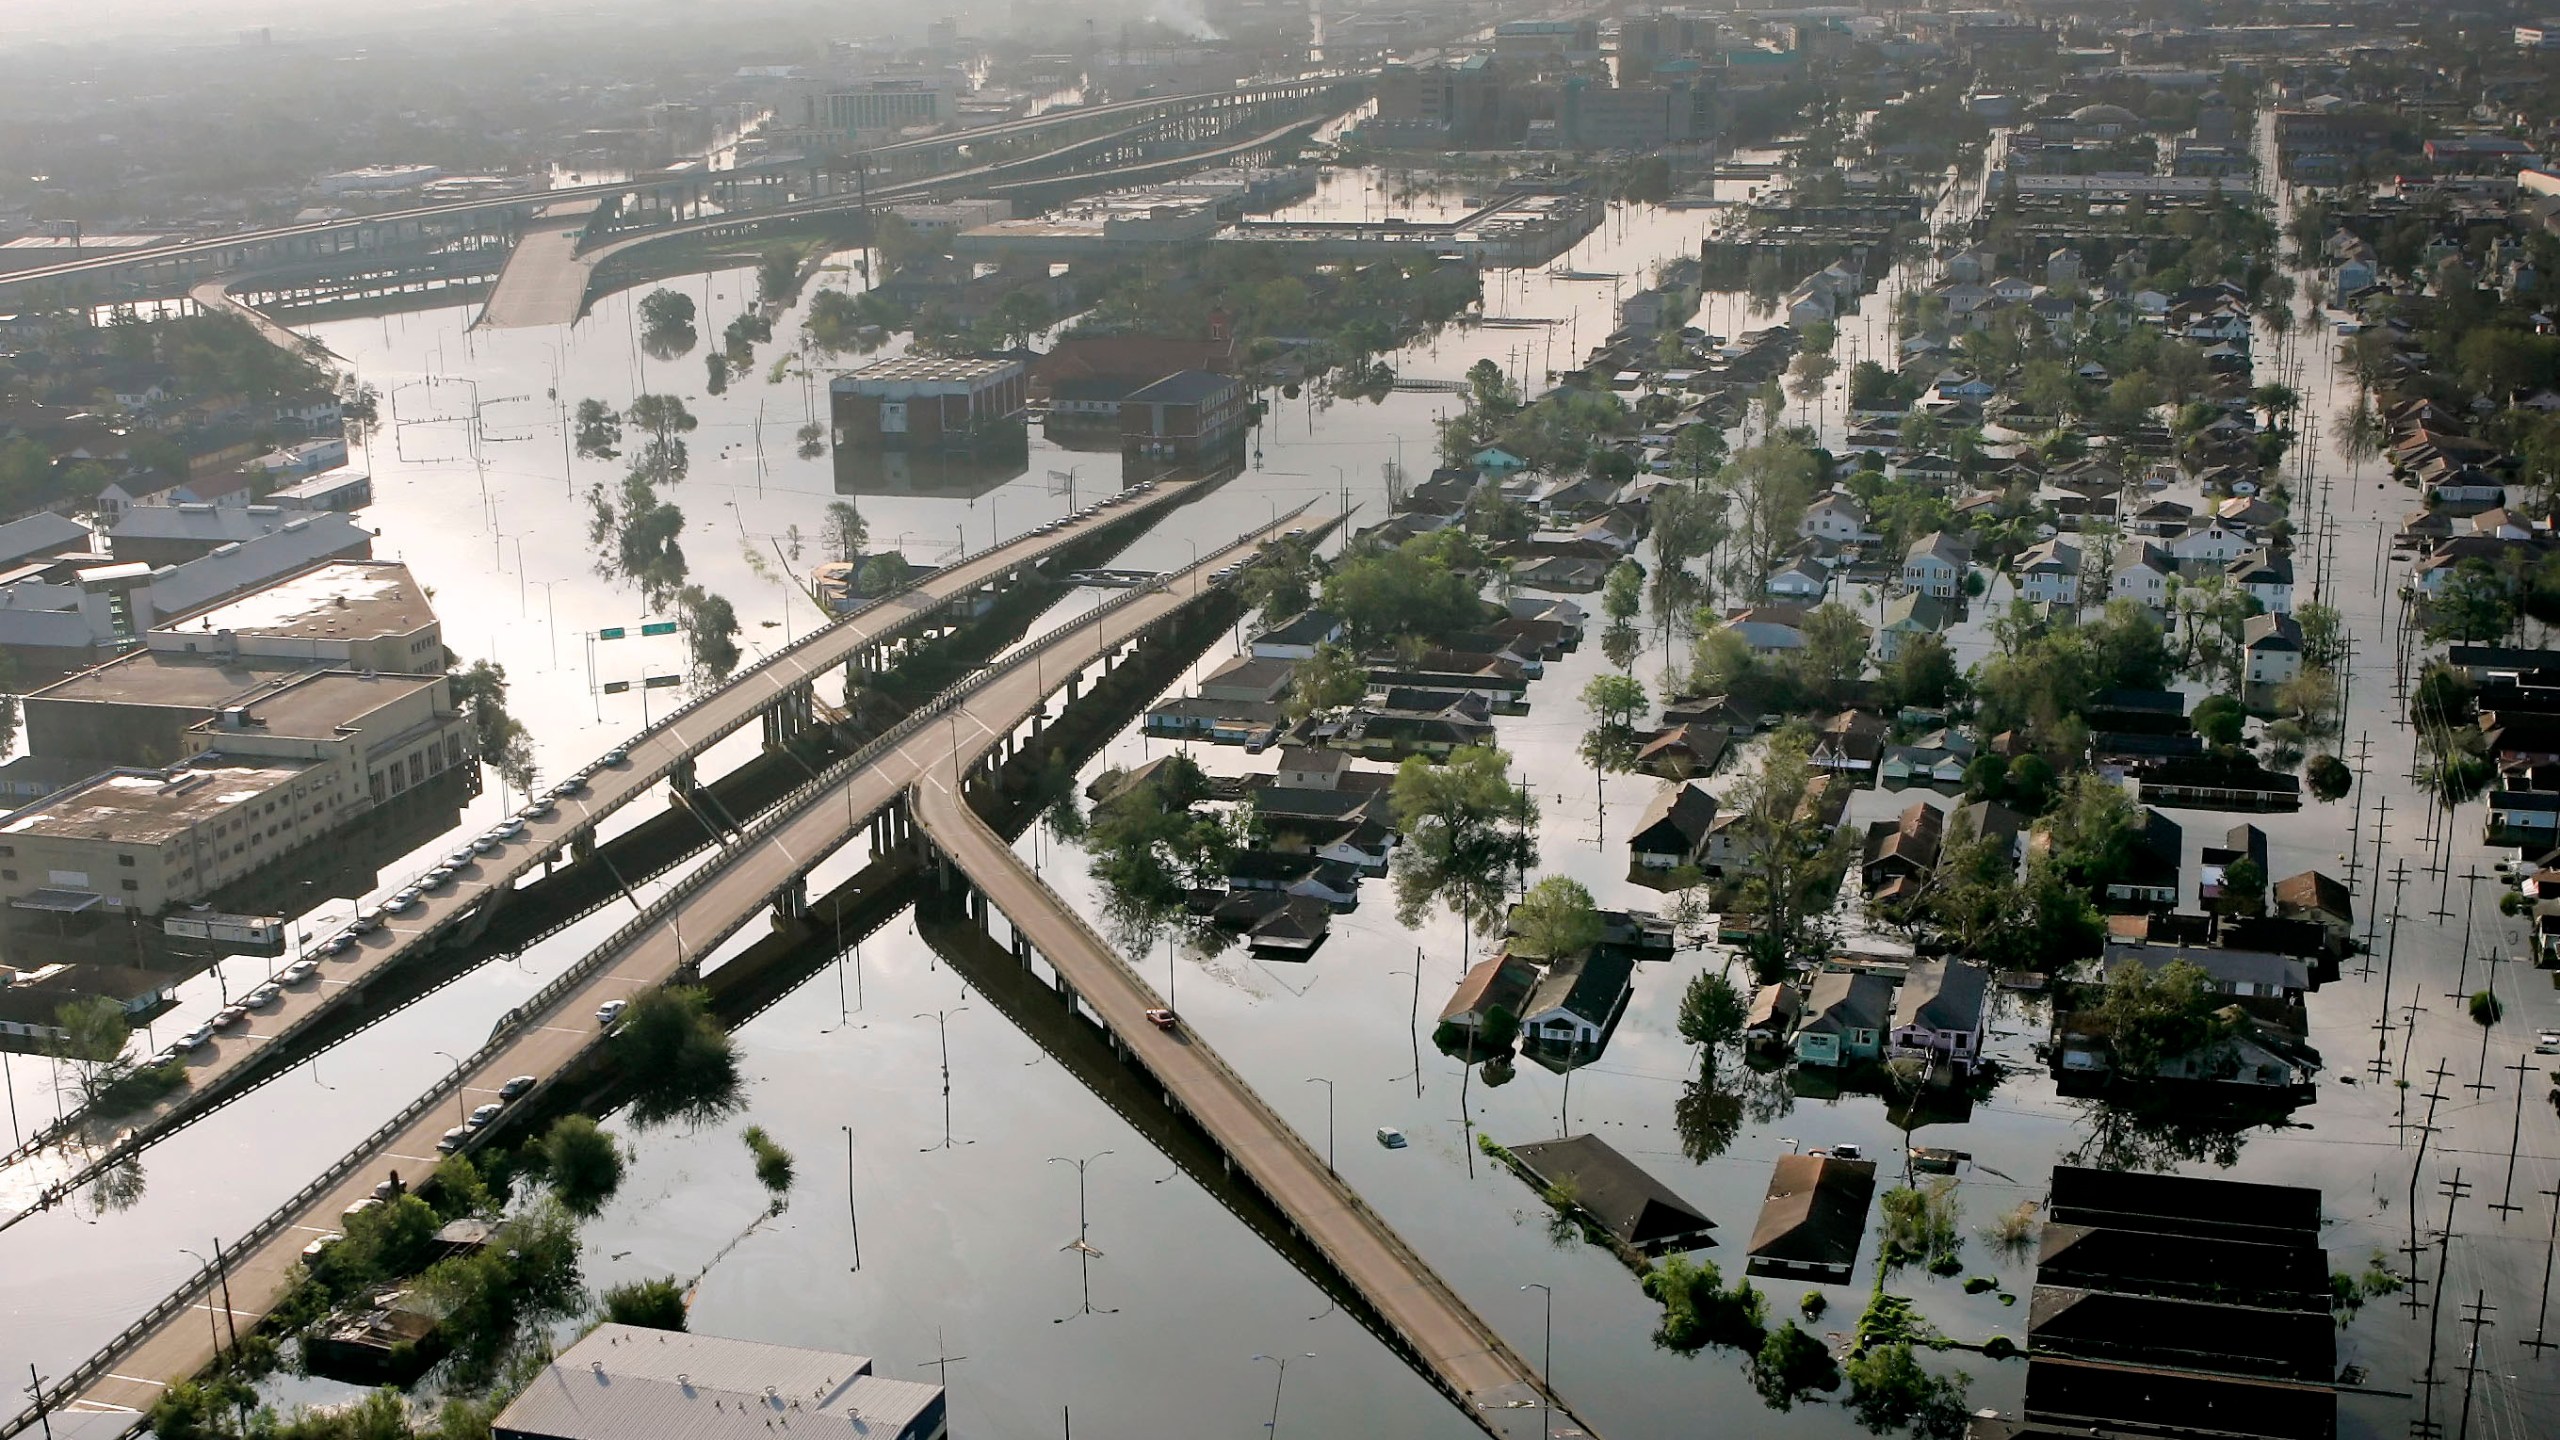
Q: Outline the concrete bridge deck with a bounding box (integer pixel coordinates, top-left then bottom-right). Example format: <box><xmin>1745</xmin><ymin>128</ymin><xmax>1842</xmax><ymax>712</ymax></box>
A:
<box><xmin>14</xmin><ymin>515</ymin><xmax>1284</xmax><ymax>1440</ymax></box>
<box><xmin>0</xmin><ymin>474</ymin><xmax>1210</xmax><ymax>1209</ymax></box>
<box><xmin>913</xmin><ymin>731</ymin><xmax>1587</xmax><ymax>1438</ymax></box>
<box><xmin>472</xmin><ymin>199</ymin><xmax>603</xmax><ymax>329</ymax></box>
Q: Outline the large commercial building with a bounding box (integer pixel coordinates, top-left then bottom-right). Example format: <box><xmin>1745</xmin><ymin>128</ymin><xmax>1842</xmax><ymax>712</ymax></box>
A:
<box><xmin>777</xmin><ymin>72</ymin><xmax>957</xmax><ymax>147</ymax></box>
<box><xmin>831</xmin><ymin>354</ymin><xmax>1027</xmax><ymax>449</ymax></box>
<box><xmin>495</xmin><ymin>1325</ymin><xmax>946</xmax><ymax>1440</ymax></box>
<box><xmin>0</xmin><ymin>759</ymin><xmax>347</xmax><ymax>917</ymax></box>
<box><xmin>144</xmin><ymin>560</ymin><xmax>442</xmax><ymax>673</ymax></box>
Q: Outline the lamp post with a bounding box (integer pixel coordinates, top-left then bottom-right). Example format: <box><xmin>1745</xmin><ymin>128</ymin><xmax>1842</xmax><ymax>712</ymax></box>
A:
<box><xmin>1047</xmin><ymin>1149</ymin><xmax>1116</xmax><ymax>1322</ymax></box>
<box><xmin>1251</xmin><ymin>1353</ymin><xmax>1313</xmax><ymax>1437</ymax></box>
<box><xmin>1520</xmin><ymin>1283</ymin><xmax>1553</xmax><ymax>1440</ymax></box>
<box><xmin>433</xmin><ymin>1050</ymin><xmax>465</xmax><ymax>1126</ymax></box>
<box><xmin>915</xmin><ymin>1007</ymin><xmax>968</xmax><ymax>1151</ymax></box>
<box><xmin>1304</xmin><ymin>1076</ymin><xmax>1334</xmax><ymax>1174</ymax></box>
<box><xmin>840</xmin><ymin>1124</ymin><xmax>861</xmax><ymax>1272</ymax></box>
<box><xmin>177</xmin><ymin>1248</ymin><xmax>224</xmax><ymax>1360</ymax></box>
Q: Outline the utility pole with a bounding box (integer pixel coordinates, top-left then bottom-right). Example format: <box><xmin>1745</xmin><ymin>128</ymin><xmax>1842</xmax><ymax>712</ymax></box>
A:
<box><xmin>915</xmin><ymin>1007</ymin><xmax>969</xmax><ymax>1151</ymax></box>
<box><xmin>2493</xmin><ymin>1056</ymin><xmax>2533</xmax><ymax>1218</ymax></box>
<box><xmin>2452</xmin><ymin>1290</ymin><xmax>2493</xmax><ymax>1440</ymax></box>
<box><xmin>841</xmin><ymin>1125</ymin><xmax>861</xmax><ymax>1272</ymax></box>
<box><xmin>2522</xmin><ymin>1180</ymin><xmax>2560</xmax><ymax>1356</ymax></box>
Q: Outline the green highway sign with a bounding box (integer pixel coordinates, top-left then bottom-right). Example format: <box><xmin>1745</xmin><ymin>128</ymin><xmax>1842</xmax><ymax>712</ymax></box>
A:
<box><xmin>601</xmin><ymin>680</ymin><xmax>632</xmax><ymax>694</ymax></box>
<box><xmin>597</xmin><ymin>627</ymin><xmax>627</xmax><ymax>641</ymax></box>
<box><xmin>641</xmin><ymin>621</ymin><xmax>679</xmax><ymax>637</ymax></box>
<box><xmin>643</xmin><ymin>674</ymin><xmax>684</xmax><ymax>689</ymax></box>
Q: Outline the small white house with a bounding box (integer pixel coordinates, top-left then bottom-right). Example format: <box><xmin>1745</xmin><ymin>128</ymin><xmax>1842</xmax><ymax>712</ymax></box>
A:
<box><xmin>1903</xmin><ymin>531</ymin><xmax>1971</xmax><ymax>598</ymax></box>
<box><xmin>2112</xmin><ymin>544</ymin><xmax>2174</xmax><ymax>609</ymax></box>
<box><xmin>1798</xmin><ymin>491</ymin><xmax>1874</xmax><ymax>544</ymax></box>
<box><xmin>2243</xmin><ymin>612</ymin><xmax>2303</xmax><ymax>692</ymax></box>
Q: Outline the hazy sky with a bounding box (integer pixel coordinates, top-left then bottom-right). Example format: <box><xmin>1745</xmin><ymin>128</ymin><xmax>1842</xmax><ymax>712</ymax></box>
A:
<box><xmin>2</xmin><ymin>0</ymin><xmax>847</xmax><ymax>50</ymax></box>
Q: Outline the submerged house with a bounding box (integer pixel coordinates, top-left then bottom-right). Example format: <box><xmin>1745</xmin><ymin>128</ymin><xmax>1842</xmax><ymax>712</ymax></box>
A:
<box><xmin>1746</xmin><ymin>1152</ymin><xmax>1879</xmax><ymax>1283</ymax></box>
<box><xmin>1507</xmin><ymin>1135</ymin><xmax>1718</xmax><ymax>1254</ymax></box>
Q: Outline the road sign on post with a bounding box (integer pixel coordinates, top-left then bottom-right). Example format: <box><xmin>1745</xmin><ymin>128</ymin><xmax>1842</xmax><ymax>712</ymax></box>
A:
<box><xmin>643</xmin><ymin>674</ymin><xmax>684</xmax><ymax>689</ymax></box>
<box><xmin>641</xmin><ymin>621</ymin><xmax>679</xmax><ymax>637</ymax></box>
<box><xmin>597</xmin><ymin>627</ymin><xmax>627</xmax><ymax>641</ymax></box>
<box><xmin>602</xmin><ymin>680</ymin><xmax>632</xmax><ymax>694</ymax></box>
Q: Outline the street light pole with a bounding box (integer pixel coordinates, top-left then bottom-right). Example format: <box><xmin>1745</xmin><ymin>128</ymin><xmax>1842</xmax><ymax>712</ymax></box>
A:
<box><xmin>1250</xmin><ymin>1353</ymin><xmax>1312</xmax><ymax>1437</ymax></box>
<box><xmin>1048</xmin><ymin>1149</ymin><xmax>1116</xmax><ymax>1321</ymax></box>
<box><xmin>841</xmin><ymin>1124</ymin><xmax>861</xmax><ymax>1272</ymax></box>
<box><xmin>915</xmin><ymin>1007</ymin><xmax>968</xmax><ymax>1150</ymax></box>
<box><xmin>177</xmin><ymin>1248</ymin><xmax>223</xmax><ymax>1360</ymax></box>
<box><xmin>1521</xmin><ymin>1283</ymin><xmax>1553</xmax><ymax>1440</ymax></box>
<box><xmin>434</xmin><ymin>1050</ymin><xmax>465</xmax><ymax>1126</ymax></box>
<box><xmin>1304</xmin><ymin>1076</ymin><xmax>1334</xmax><ymax>1175</ymax></box>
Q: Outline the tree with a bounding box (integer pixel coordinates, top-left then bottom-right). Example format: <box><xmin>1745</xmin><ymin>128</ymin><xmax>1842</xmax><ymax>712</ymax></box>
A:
<box><xmin>1678</xmin><ymin>971</ymin><xmax>1748</xmax><ymax>1053</ymax></box>
<box><xmin>758</xmin><ymin>246</ymin><xmax>804</xmax><ymax>306</ymax></box>
<box><xmin>1321</xmin><ymin>536</ymin><xmax>1485</xmax><ymax>647</ymax></box>
<box><xmin>742</xmin><ymin>1125</ymin><xmax>795</xmax><ymax>1195</ymax></box>
<box><xmin>1721</xmin><ymin>442</ymin><xmax>1821</xmax><ymax>597</ymax></box>
<box><xmin>821</xmin><ymin>499</ymin><xmax>867</xmax><ymax>564</ymax></box>
<box><xmin>1844</xmin><ymin>1343</ymin><xmax>1970</xmax><ymax>1439</ymax></box>
<box><xmin>1879</xmin><ymin>1178</ymin><xmax>1964</xmax><ymax>1273</ymax></box>
<box><xmin>2193</xmin><ymin>693</ymin><xmax>2246</xmax><ymax>748</ymax></box>
<box><xmin>1389</xmin><ymin>746</ymin><xmax>1539</xmax><ymax>955</ymax></box>
<box><xmin>617</xmin><ymin>986</ymin><xmax>742</xmax><ymax>1128</ymax></box>
<box><xmin>1752</xmin><ymin>1320</ymin><xmax>1843</xmax><ymax>1411</ymax></box>
<box><xmin>603</xmin><ymin>1277</ymin><xmax>689</xmax><ymax>1331</ymax></box>
<box><xmin>638</xmin><ymin>289</ymin><xmax>698</xmax><ymax>334</ymax></box>
<box><xmin>1087</xmin><ymin>753</ymin><xmax>1241</xmax><ymax>936</ymax></box>
<box><xmin>676</xmin><ymin>586</ymin><xmax>741</xmax><ymax>685</ymax></box>
<box><xmin>1797</xmin><ymin>602</ymin><xmax>1870</xmax><ymax>698</ymax></box>
<box><xmin>1580</xmin><ymin>671</ymin><xmax>1647</xmax><ymax>808</ymax></box>
<box><xmin>2426</xmin><ymin>558</ymin><xmax>2517</xmax><ymax>644</ymax></box>
<box><xmin>1511</xmin><ymin>876</ymin><xmax>1603</xmax><ymax>960</ymax></box>
<box><xmin>542</xmin><ymin>1114</ymin><xmax>623</xmax><ymax>1215</ymax></box>
<box><xmin>2097</xmin><ymin>958</ymin><xmax>2229</xmax><ymax>1078</ymax></box>
<box><xmin>2219</xmin><ymin>857</ymin><xmax>2266</xmax><ymax>916</ymax></box>
<box><xmin>2307</xmin><ymin>752</ymin><xmax>2353</xmax><ymax>801</ymax></box>
<box><xmin>1728</xmin><ymin>732</ymin><xmax>1850</xmax><ymax>980</ymax></box>
<box><xmin>573</xmin><ymin>399</ymin><xmax>623</xmax><ymax>459</ymax></box>
<box><xmin>1602</xmin><ymin>560</ymin><xmax>1644</xmax><ymax>626</ymax></box>
<box><xmin>2045</xmin><ymin>772</ymin><xmax>2143</xmax><ymax>891</ymax></box>
<box><xmin>1882</xmin><ymin>631</ymin><xmax>1960</xmax><ymax>711</ymax></box>
<box><xmin>46</xmin><ymin>996</ymin><xmax>130</xmax><ymax>1105</ymax></box>
<box><xmin>1641</xmin><ymin>1255</ymin><xmax>1769</xmax><ymax>1354</ymax></box>
<box><xmin>1284</xmin><ymin>642</ymin><xmax>1366</xmax><ymax>721</ymax></box>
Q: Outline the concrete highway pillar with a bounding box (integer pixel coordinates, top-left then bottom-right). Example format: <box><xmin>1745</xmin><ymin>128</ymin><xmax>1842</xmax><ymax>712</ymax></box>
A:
<box><xmin>571</xmin><ymin>829</ymin><xmax>596</xmax><ymax>861</ymax></box>
<box><xmin>774</xmin><ymin>875</ymin><xmax>810</xmax><ymax>921</ymax></box>
<box><xmin>670</xmin><ymin>756</ymin><xmax>697</xmax><ymax>794</ymax></box>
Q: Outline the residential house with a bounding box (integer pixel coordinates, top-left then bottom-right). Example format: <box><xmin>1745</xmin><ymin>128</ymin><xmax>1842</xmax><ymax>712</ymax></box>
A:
<box><xmin>2486</xmin><ymin>788</ymin><xmax>2560</xmax><ymax>845</ymax></box>
<box><xmin>1628</xmin><ymin>782</ymin><xmax>1718</xmax><ymax>871</ymax></box>
<box><xmin>1250</xmin><ymin>610</ymin><xmax>1344</xmax><ymax>661</ymax></box>
<box><xmin>1198</xmin><ymin>655</ymin><xmax>1296</xmax><ymax>705</ymax></box>
<box><xmin>2242</xmin><ymin>613</ymin><xmax>2303</xmax><ymax>706</ymax></box>
<box><xmin>1273</xmin><ymin>746</ymin><xmax>1353</xmax><ymax>790</ymax></box>
<box><xmin>1880</xmin><ymin>729</ymin><xmax>1975</xmax><ymax>788</ymax></box>
<box><xmin>1519</xmin><ymin>948</ymin><xmax>1637</xmax><ymax>1059</ymax></box>
<box><xmin>1794</xmin><ymin>970</ymin><xmax>1894</xmax><ymax>1068</ymax></box>
<box><xmin>1903</xmin><ymin>532</ymin><xmax>1971</xmax><ymax>598</ymax></box>
<box><xmin>1225</xmin><ymin>851</ymin><xmax>1361</xmax><ymax>907</ymax></box>
<box><xmin>492</xmin><ymin>1325</ymin><xmax>944</xmax><ymax>1440</ymax></box>
<box><xmin>1811</xmin><ymin>710</ymin><xmax>1890</xmax><ymax>777</ymax></box>
<box><xmin>1745</xmin><ymin>983</ymin><xmax>1802</xmax><ymax>1049</ymax></box>
<box><xmin>1887</xmin><ymin>960</ymin><xmax>1990</xmax><ymax>1072</ymax></box>
<box><xmin>1722</xmin><ymin>607</ymin><xmax>1808</xmax><ymax>654</ymax></box>
<box><xmin>1799</xmin><ymin>491</ymin><xmax>1876</xmax><ymax>544</ymax></box>
<box><xmin>1863</xmin><ymin>799</ymin><xmax>1945</xmax><ymax>901</ymax></box>
<box><xmin>1746</xmin><ymin>1153</ymin><xmax>1878</xmax><ymax>1283</ymax></box>
<box><xmin>2271</xmin><ymin>870</ymin><xmax>2352</xmax><ymax>941</ymax></box>
<box><xmin>2165</xmin><ymin>519</ymin><xmax>2252</xmax><ymax>567</ymax></box>
<box><xmin>2106</xmin><ymin>808</ymin><xmax>2182</xmax><ymax>909</ymax></box>
<box><xmin>2101</xmin><ymin>941</ymin><xmax>2308</xmax><ymax>1001</ymax></box>
<box><xmin>2016</xmin><ymin>537</ymin><xmax>2083</xmax><ymax>607</ymax></box>
<box><xmin>1874</xmin><ymin>591</ymin><xmax>1952</xmax><ymax>663</ymax></box>
<box><xmin>2134</xmin><ymin>755</ymin><xmax>2302</xmax><ymax>812</ymax></box>
<box><xmin>1507</xmin><ymin>1136</ymin><xmax>1717</xmax><ymax>1255</ymax></box>
<box><xmin>1766</xmin><ymin>553</ymin><xmax>1831</xmax><ymax>602</ymax></box>
<box><xmin>1440</xmin><ymin>953</ymin><xmax>1540</xmax><ymax>1034</ymax></box>
<box><xmin>2227</xmin><ymin>549</ymin><xmax>2294</xmax><ymax>613</ymax></box>
<box><xmin>1636</xmin><ymin>723</ymin><xmax>1727</xmax><ymax>779</ymax></box>
<box><xmin>2111</xmin><ymin>543</ymin><xmax>2175</xmax><ymax>609</ymax></box>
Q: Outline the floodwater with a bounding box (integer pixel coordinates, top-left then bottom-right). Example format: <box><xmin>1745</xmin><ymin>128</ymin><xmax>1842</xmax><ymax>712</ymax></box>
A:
<box><xmin>1</xmin><ymin>149</ymin><xmax>2556</xmax><ymax>1440</ymax></box>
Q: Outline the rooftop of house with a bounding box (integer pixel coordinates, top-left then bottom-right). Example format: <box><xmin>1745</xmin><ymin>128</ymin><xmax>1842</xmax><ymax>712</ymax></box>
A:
<box><xmin>2046</xmin><ymin>1163</ymin><xmax>2324</xmax><ymax>1241</ymax></box>
<box><xmin>1509</xmin><ymin>1134</ymin><xmax>1715</xmax><ymax>1250</ymax></box>
<box><xmin>1747</xmin><ymin>1153</ymin><xmax>1877</xmax><ymax>1267</ymax></box>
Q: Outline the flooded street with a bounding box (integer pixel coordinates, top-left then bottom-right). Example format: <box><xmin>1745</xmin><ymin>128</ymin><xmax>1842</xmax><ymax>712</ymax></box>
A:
<box><xmin>4</xmin><ymin>150</ymin><xmax>2559</xmax><ymax>1440</ymax></box>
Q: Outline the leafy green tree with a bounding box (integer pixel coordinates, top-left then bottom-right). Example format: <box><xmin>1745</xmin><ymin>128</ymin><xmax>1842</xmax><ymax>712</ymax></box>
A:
<box><xmin>2219</xmin><ymin>856</ymin><xmax>2266</xmax><ymax>916</ymax></box>
<box><xmin>1796</xmin><ymin>602</ymin><xmax>1870</xmax><ymax>699</ymax></box>
<box><xmin>1389</xmin><ymin>746</ymin><xmax>1539</xmax><ymax>956</ymax></box>
<box><xmin>2426</xmin><ymin>558</ymin><xmax>2517</xmax><ymax>644</ymax></box>
<box><xmin>1087</xmin><ymin>753</ymin><xmax>1242</xmax><ymax>934</ymax></box>
<box><xmin>1677</xmin><ymin>971</ymin><xmax>1748</xmax><ymax>1053</ymax></box>
<box><xmin>1880</xmin><ymin>1179</ymin><xmax>1964</xmax><ymax>1273</ymax></box>
<box><xmin>1602</xmin><ymin>560</ymin><xmax>1645</xmax><ymax>626</ymax></box>
<box><xmin>742</xmin><ymin>1125</ymin><xmax>795</xmax><ymax>1195</ymax></box>
<box><xmin>758</xmin><ymin>246</ymin><xmax>805</xmax><ymax>306</ymax></box>
<box><xmin>2193</xmin><ymin>693</ymin><xmax>2246</xmax><ymax>748</ymax></box>
<box><xmin>638</xmin><ymin>289</ymin><xmax>698</xmax><ymax>334</ymax></box>
<box><xmin>1752</xmin><ymin>1320</ymin><xmax>1843</xmax><ymax>1411</ymax></box>
<box><xmin>1882</xmin><ymin>631</ymin><xmax>1960</xmax><ymax>711</ymax></box>
<box><xmin>676</xmin><ymin>586</ymin><xmax>741</xmax><ymax>685</ymax></box>
<box><xmin>2307</xmin><ymin>752</ymin><xmax>2353</xmax><ymax>801</ymax></box>
<box><xmin>603</xmin><ymin>1276</ymin><xmax>690</xmax><ymax>1331</ymax></box>
<box><xmin>1641</xmin><ymin>1255</ymin><xmax>1769</xmax><ymax>1354</ymax></box>
<box><xmin>618</xmin><ymin>986</ymin><xmax>742</xmax><ymax>1128</ymax></box>
<box><xmin>1721</xmin><ymin>442</ymin><xmax>1821</xmax><ymax>597</ymax></box>
<box><xmin>1284</xmin><ymin>642</ymin><xmax>1366</xmax><ymax>721</ymax></box>
<box><xmin>1579</xmin><ymin>672</ymin><xmax>1648</xmax><ymax>814</ymax></box>
<box><xmin>543</xmin><ymin>1114</ymin><xmax>624</xmax><ymax>1215</ymax></box>
<box><xmin>822</xmin><ymin>499</ymin><xmax>867</xmax><ymax>564</ymax></box>
<box><xmin>1728</xmin><ymin>732</ymin><xmax>1851</xmax><ymax>980</ymax></box>
<box><xmin>573</xmin><ymin>399</ymin><xmax>622</xmax><ymax>459</ymax></box>
<box><xmin>1511</xmin><ymin>876</ymin><xmax>1604</xmax><ymax>961</ymax></box>
<box><xmin>1844</xmin><ymin>1342</ymin><xmax>1970</xmax><ymax>1439</ymax></box>
<box><xmin>45</xmin><ymin>996</ymin><xmax>130</xmax><ymax>1105</ymax></box>
<box><xmin>1321</xmin><ymin>536</ymin><xmax>1486</xmax><ymax>647</ymax></box>
<box><xmin>2097</xmin><ymin>958</ymin><xmax>2229</xmax><ymax>1077</ymax></box>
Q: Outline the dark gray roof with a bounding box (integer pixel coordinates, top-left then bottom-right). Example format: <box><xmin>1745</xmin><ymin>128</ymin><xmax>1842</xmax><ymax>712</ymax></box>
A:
<box><xmin>1891</xmin><ymin>959</ymin><xmax>1987</xmax><ymax>1033</ymax></box>
<box><xmin>1799</xmin><ymin>970</ymin><xmax>1892</xmax><ymax>1035</ymax></box>
<box><xmin>1629</xmin><ymin>781</ymin><xmax>1717</xmax><ymax>850</ymax></box>
<box><xmin>1510</xmin><ymin>1134</ymin><xmax>1715</xmax><ymax>1250</ymax></box>
<box><xmin>1123</xmin><ymin>369</ymin><xmax>1237</xmax><ymax>405</ymax></box>
<box><xmin>0</xmin><ymin>512</ymin><xmax>89</xmax><ymax>568</ymax></box>
<box><xmin>2101</xmin><ymin>942</ymin><xmax>2306</xmax><ymax>994</ymax></box>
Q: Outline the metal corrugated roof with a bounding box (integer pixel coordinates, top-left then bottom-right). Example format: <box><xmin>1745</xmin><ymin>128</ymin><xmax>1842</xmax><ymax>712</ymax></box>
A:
<box><xmin>495</xmin><ymin>1325</ymin><xmax>940</xmax><ymax>1440</ymax></box>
